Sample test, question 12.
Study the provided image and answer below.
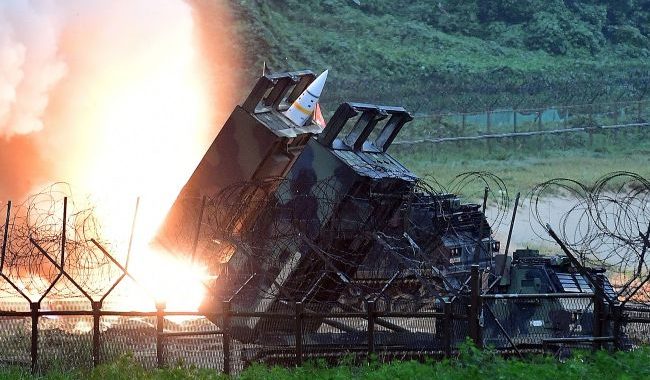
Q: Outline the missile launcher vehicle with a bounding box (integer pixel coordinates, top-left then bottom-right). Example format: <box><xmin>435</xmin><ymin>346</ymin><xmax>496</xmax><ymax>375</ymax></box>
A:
<box><xmin>158</xmin><ymin>70</ymin><xmax>614</xmax><ymax>356</ymax></box>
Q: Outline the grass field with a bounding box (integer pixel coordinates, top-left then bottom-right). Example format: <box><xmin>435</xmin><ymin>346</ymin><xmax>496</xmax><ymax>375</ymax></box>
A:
<box><xmin>391</xmin><ymin>132</ymin><xmax>650</xmax><ymax>196</ymax></box>
<box><xmin>4</xmin><ymin>343</ymin><xmax>650</xmax><ymax>379</ymax></box>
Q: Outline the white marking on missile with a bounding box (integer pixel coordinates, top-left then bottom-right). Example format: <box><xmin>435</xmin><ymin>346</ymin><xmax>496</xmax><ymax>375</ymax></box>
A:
<box><xmin>292</xmin><ymin>102</ymin><xmax>312</xmax><ymax>115</ymax></box>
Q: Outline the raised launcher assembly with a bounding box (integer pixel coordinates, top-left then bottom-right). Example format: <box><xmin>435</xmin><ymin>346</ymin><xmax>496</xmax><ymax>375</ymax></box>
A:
<box><xmin>157</xmin><ymin>70</ymin><xmax>322</xmax><ymax>256</ymax></box>
<box><xmin>159</xmin><ymin>70</ymin><xmax>501</xmax><ymax>347</ymax></box>
<box><xmin>212</xmin><ymin>102</ymin><xmax>422</xmax><ymax>341</ymax></box>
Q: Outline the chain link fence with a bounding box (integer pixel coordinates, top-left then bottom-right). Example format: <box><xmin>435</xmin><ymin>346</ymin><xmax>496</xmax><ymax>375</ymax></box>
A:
<box><xmin>2</xmin><ymin>175</ymin><xmax>650</xmax><ymax>374</ymax></box>
<box><xmin>1</xmin><ymin>271</ymin><xmax>648</xmax><ymax>374</ymax></box>
<box><xmin>393</xmin><ymin>99</ymin><xmax>650</xmax><ymax>151</ymax></box>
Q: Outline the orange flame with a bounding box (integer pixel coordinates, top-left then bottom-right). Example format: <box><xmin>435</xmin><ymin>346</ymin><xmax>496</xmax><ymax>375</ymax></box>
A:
<box><xmin>2</xmin><ymin>1</ymin><xmax>242</xmax><ymax>313</ymax></box>
<box><xmin>72</xmin><ymin>2</ymin><xmax>241</xmax><ymax>313</ymax></box>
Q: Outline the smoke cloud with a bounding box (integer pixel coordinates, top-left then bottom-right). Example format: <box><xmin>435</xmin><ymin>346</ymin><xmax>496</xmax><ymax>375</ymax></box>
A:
<box><xmin>0</xmin><ymin>0</ymin><xmax>242</xmax><ymax>202</ymax></box>
<box><xmin>0</xmin><ymin>1</ymin><xmax>66</xmax><ymax>137</ymax></box>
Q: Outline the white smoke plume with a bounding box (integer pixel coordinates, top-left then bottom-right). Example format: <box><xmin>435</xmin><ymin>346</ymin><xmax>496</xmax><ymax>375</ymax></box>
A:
<box><xmin>0</xmin><ymin>0</ymin><xmax>242</xmax><ymax>202</ymax></box>
<box><xmin>0</xmin><ymin>1</ymin><xmax>66</xmax><ymax>137</ymax></box>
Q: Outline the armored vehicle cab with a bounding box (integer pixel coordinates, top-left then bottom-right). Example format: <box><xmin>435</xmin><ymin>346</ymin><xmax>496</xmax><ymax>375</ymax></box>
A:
<box><xmin>485</xmin><ymin>249</ymin><xmax>616</xmax><ymax>347</ymax></box>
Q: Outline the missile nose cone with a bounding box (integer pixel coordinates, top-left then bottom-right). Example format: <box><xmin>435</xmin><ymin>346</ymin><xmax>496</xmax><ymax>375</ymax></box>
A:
<box><xmin>307</xmin><ymin>70</ymin><xmax>328</xmax><ymax>98</ymax></box>
<box><xmin>283</xmin><ymin>69</ymin><xmax>330</xmax><ymax>127</ymax></box>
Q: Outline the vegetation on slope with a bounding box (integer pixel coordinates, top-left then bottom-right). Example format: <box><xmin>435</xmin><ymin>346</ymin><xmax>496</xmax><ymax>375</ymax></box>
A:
<box><xmin>230</xmin><ymin>0</ymin><xmax>650</xmax><ymax>112</ymax></box>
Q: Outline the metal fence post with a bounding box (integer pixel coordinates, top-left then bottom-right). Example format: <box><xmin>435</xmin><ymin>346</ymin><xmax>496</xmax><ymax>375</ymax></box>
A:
<box><xmin>156</xmin><ymin>302</ymin><xmax>166</xmax><ymax>368</ymax></box>
<box><xmin>612</xmin><ymin>305</ymin><xmax>622</xmax><ymax>351</ymax></box>
<box><xmin>612</xmin><ymin>107</ymin><xmax>619</xmax><ymax>141</ymax></box>
<box><xmin>512</xmin><ymin>110</ymin><xmax>518</xmax><ymax>150</ymax></box>
<box><xmin>451</xmin><ymin>114</ymin><xmax>460</xmax><ymax>149</ymax></box>
<box><xmin>1</xmin><ymin>200</ymin><xmax>10</xmax><ymax>273</ymax></box>
<box><xmin>592</xmin><ymin>297</ymin><xmax>602</xmax><ymax>351</ymax></box>
<box><xmin>537</xmin><ymin>111</ymin><xmax>543</xmax><ymax>152</ymax></box>
<box><xmin>469</xmin><ymin>265</ymin><xmax>482</xmax><ymax>347</ymax></box>
<box><xmin>222</xmin><ymin>300</ymin><xmax>231</xmax><ymax>375</ymax></box>
<box><xmin>486</xmin><ymin>110</ymin><xmax>492</xmax><ymax>154</ymax></box>
<box><xmin>461</xmin><ymin>113</ymin><xmax>467</xmax><ymax>150</ymax></box>
<box><xmin>92</xmin><ymin>301</ymin><xmax>102</xmax><ymax>367</ymax></box>
<box><xmin>443</xmin><ymin>300</ymin><xmax>452</xmax><ymax>356</ymax></box>
<box><xmin>294</xmin><ymin>301</ymin><xmax>303</xmax><ymax>366</ymax></box>
<box><xmin>367</xmin><ymin>300</ymin><xmax>375</xmax><ymax>357</ymax></box>
<box><xmin>636</xmin><ymin>100</ymin><xmax>648</xmax><ymax>138</ymax></box>
<box><xmin>588</xmin><ymin>109</ymin><xmax>594</xmax><ymax>147</ymax></box>
<box><xmin>593</xmin><ymin>278</ymin><xmax>604</xmax><ymax>350</ymax></box>
<box><xmin>30</xmin><ymin>302</ymin><xmax>39</xmax><ymax>373</ymax></box>
<box><xmin>639</xmin><ymin>100</ymin><xmax>647</xmax><ymax>138</ymax></box>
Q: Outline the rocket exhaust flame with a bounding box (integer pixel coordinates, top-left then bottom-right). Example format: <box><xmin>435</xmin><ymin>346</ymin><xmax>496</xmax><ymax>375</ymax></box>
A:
<box><xmin>0</xmin><ymin>1</ymin><xmax>242</xmax><ymax>312</ymax></box>
<box><xmin>1</xmin><ymin>188</ymin><xmax>212</xmax><ymax>318</ymax></box>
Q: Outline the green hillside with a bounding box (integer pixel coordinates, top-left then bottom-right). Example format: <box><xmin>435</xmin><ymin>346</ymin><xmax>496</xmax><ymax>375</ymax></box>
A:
<box><xmin>230</xmin><ymin>0</ymin><xmax>650</xmax><ymax>112</ymax></box>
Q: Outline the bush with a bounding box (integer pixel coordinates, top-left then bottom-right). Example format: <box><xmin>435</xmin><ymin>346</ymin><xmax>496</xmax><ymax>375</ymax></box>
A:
<box><xmin>605</xmin><ymin>25</ymin><xmax>650</xmax><ymax>47</ymax></box>
<box><xmin>524</xmin><ymin>12</ymin><xmax>570</xmax><ymax>54</ymax></box>
<box><xmin>477</xmin><ymin>0</ymin><xmax>551</xmax><ymax>23</ymax></box>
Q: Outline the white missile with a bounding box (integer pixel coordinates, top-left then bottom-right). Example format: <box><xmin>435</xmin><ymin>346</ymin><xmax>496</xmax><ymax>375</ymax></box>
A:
<box><xmin>283</xmin><ymin>70</ymin><xmax>328</xmax><ymax>126</ymax></box>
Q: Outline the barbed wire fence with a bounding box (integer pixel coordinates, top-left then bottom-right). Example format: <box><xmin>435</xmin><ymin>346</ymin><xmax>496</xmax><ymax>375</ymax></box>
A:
<box><xmin>2</xmin><ymin>173</ymin><xmax>650</xmax><ymax>373</ymax></box>
<box><xmin>528</xmin><ymin>172</ymin><xmax>650</xmax><ymax>305</ymax></box>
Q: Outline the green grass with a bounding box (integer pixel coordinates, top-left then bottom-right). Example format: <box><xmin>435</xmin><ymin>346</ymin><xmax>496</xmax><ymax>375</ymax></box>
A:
<box><xmin>0</xmin><ymin>355</ymin><xmax>227</xmax><ymax>380</ymax></box>
<box><xmin>391</xmin><ymin>131</ymin><xmax>650</xmax><ymax>196</ymax></box>
<box><xmin>5</xmin><ymin>344</ymin><xmax>650</xmax><ymax>379</ymax></box>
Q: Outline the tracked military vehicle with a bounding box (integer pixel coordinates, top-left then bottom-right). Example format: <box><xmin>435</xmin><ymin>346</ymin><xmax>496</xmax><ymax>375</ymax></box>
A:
<box><xmin>483</xmin><ymin>248</ymin><xmax>618</xmax><ymax>348</ymax></box>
